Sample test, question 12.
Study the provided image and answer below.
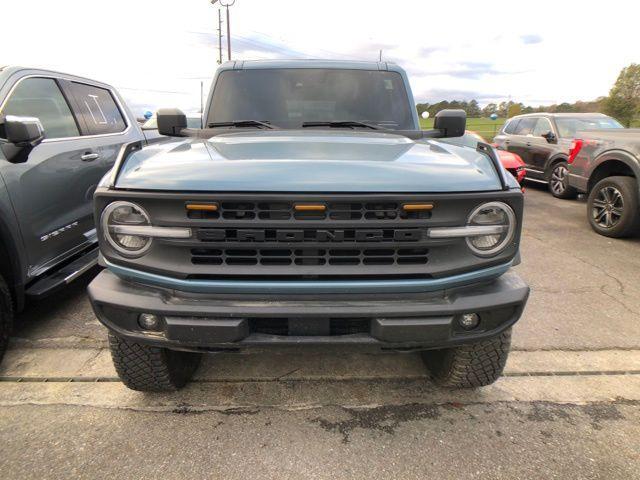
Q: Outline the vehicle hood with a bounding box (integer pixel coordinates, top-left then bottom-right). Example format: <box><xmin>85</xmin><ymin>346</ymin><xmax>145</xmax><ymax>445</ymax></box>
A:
<box><xmin>115</xmin><ymin>130</ymin><xmax>503</xmax><ymax>192</ymax></box>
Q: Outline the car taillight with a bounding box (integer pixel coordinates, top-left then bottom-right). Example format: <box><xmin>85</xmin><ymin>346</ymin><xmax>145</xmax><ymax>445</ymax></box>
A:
<box><xmin>568</xmin><ymin>139</ymin><xmax>583</xmax><ymax>164</ymax></box>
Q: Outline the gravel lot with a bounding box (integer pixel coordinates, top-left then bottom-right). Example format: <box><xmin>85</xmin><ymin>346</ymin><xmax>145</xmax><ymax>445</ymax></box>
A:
<box><xmin>1</xmin><ymin>184</ymin><xmax>639</xmax><ymax>479</ymax></box>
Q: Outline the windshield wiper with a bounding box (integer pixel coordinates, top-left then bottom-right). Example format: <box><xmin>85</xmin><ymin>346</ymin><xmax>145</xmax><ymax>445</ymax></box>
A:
<box><xmin>207</xmin><ymin>120</ymin><xmax>276</xmax><ymax>129</ymax></box>
<box><xmin>302</xmin><ymin>121</ymin><xmax>384</xmax><ymax>130</ymax></box>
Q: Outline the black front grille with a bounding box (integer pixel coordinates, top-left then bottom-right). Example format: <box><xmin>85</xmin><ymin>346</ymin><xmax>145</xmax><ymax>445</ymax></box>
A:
<box><xmin>180</xmin><ymin>194</ymin><xmax>439</xmax><ymax>276</ymax></box>
<box><xmin>191</xmin><ymin>247</ymin><xmax>429</xmax><ymax>267</ymax></box>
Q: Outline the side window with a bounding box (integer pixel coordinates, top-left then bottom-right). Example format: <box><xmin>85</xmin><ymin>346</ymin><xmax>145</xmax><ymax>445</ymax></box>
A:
<box><xmin>513</xmin><ymin>117</ymin><xmax>537</xmax><ymax>135</ymax></box>
<box><xmin>532</xmin><ymin>118</ymin><xmax>553</xmax><ymax>137</ymax></box>
<box><xmin>1</xmin><ymin>77</ymin><xmax>79</xmax><ymax>139</ymax></box>
<box><xmin>503</xmin><ymin>119</ymin><xmax>519</xmax><ymax>134</ymax></box>
<box><xmin>67</xmin><ymin>82</ymin><xmax>126</xmax><ymax>135</ymax></box>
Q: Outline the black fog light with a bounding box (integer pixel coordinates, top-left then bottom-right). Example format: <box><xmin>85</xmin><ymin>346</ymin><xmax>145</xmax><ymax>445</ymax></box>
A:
<box><xmin>138</xmin><ymin>313</ymin><xmax>163</xmax><ymax>331</ymax></box>
<box><xmin>459</xmin><ymin>313</ymin><xmax>480</xmax><ymax>330</ymax></box>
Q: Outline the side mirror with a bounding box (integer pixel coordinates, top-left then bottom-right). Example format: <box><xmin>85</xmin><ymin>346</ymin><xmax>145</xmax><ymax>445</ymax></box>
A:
<box><xmin>433</xmin><ymin>109</ymin><xmax>466</xmax><ymax>138</ymax></box>
<box><xmin>542</xmin><ymin>131</ymin><xmax>557</xmax><ymax>143</ymax></box>
<box><xmin>157</xmin><ymin>108</ymin><xmax>187</xmax><ymax>137</ymax></box>
<box><xmin>4</xmin><ymin>115</ymin><xmax>44</xmax><ymax>147</ymax></box>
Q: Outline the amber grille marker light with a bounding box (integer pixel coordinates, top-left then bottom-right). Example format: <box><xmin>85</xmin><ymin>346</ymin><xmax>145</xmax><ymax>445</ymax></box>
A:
<box><xmin>402</xmin><ymin>203</ymin><xmax>434</xmax><ymax>211</ymax></box>
<box><xmin>294</xmin><ymin>204</ymin><xmax>326</xmax><ymax>211</ymax></box>
<box><xmin>186</xmin><ymin>203</ymin><xmax>218</xmax><ymax>211</ymax></box>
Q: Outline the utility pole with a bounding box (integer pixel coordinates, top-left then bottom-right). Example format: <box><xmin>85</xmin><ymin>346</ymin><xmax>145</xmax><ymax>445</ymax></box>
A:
<box><xmin>212</xmin><ymin>0</ymin><xmax>235</xmax><ymax>62</ymax></box>
<box><xmin>225</xmin><ymin>3</ymin><xmax>232</xmax><ymax>60</ymax></box>
<box><xmin>200</xmin><ymin>81</ymin><xmax>204</xmax><ymax>114</ymax></box>
<box><xmin>217</xmin><ymin>9</ymin><xmax>223</xmax><ymax>64</ymax></box>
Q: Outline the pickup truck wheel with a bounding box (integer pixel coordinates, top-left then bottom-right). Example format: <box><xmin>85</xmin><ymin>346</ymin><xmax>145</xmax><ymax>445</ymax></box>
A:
<box><xmin>108</xmin><ymin>333</ymin><xmax>201</xmax><ymax>392</ymax></box>
<box><xmin>549</xmin><ymin>161</ymin><xmax>577</xmax><ymax>199</ymax></box>
<box><xmin>588</xmin><ymin>176</ymin><xmax>640</xmax><ymax>238</ymax></box>
<box><xmin>422</xmin><ymin>329</ymin><xmax>511</xmax><ymax>388</ymax></box>
<box><xmin>0</xmin><ymin>275</ymin><xmax>13</xmax><ymax>363</ymax></box>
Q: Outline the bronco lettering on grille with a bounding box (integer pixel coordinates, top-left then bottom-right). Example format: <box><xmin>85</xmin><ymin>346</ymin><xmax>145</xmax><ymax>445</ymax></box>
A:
<box><xmin>197</xmin><ymin>228</ymin><xmax>423</xmax><ymax>242</ymax></box>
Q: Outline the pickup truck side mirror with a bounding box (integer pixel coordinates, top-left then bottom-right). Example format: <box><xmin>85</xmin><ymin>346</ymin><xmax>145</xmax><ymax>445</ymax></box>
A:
<box><xmin>433</xmin><ymin>109</ymin><xmax>466</xmax><ymax>138</ymax></box>
<box><xmin>5</xmin><ymin>115</ymin><xmax>44</xmax><ymax>147</ymax></box>
<box><xmin>542</xmin><ymin>131</ymin><xmax>557</xmax><ymax>144</ymax></box>
<box><xmin>0</xmin><ymin>115</ymin><xmax>45</xmax><ymax>163</ymax></box>
<box><xmin>157</xmin><ymin>108</ymin><xmax>187</xmax><ymax>137</ymax></box>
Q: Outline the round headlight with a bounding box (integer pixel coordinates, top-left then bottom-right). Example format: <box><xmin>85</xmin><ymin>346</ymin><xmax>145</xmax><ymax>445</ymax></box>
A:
<box><xmin>101</xmin><ymin>201</ymin><xmax>152</xmax><ymax>256</ymax></box>
<box><xmin>466</xmin><ymin>201</ymin><xmax>516</xmax><ymax>256</ymax></box>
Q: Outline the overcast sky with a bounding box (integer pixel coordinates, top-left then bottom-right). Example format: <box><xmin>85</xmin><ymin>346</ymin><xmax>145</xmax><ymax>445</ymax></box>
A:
<box><xmin>3</xmin><ymin>0</ymin><xmax>637</xmax><ymax>115</ymax></box>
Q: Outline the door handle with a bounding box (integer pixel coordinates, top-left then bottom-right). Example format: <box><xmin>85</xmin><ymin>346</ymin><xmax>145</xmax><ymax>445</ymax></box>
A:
<box><xmin>526</xmin><ymin>142</ymin><xmax>532</xmax><ymax>147</ymax></box>
<box><xmin>80</xmin><ymin>152</ymin><xmax>100</xmax><ymax>162</ymax></box>
<box><xmin>505</xmin><ymin>140</ymin><xmax>510</xmax><ymax>145</ymax></box>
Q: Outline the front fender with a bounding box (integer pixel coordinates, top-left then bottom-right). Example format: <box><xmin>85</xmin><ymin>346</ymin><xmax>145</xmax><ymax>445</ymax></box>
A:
<box><xmin>0</xmin><ymin>186</ymin><xmax>28</xmax><ymax>310</ymax></box>
<box><xmin>589</xmin><ymin>149</ymin><xmax>640</xmax><ymax>180</ymax></box>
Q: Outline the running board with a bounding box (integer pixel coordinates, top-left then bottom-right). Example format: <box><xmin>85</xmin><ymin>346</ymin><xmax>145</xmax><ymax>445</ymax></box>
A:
<box><xmin>26</xmin><ymin>247</ymin><xmax>99</xmax><ymax>298</ymax></box>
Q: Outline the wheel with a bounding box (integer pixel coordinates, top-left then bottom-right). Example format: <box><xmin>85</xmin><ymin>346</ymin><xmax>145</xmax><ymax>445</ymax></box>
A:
<box><xmin>108</xmin><ymin>333</ymin><xmax>202</xmax><ymax>392</ymax></box>
<box><xmin>0</xmin><ymin>275</ymin><xmax>13</xmax><ymax>363</ymax></box>
<box><xmin>587</xmin><ymin>176</ymin><xmax>640</xmax><ymax>238</ymax></box>
<box><xmin>548</xmin><ymin>161</ymin><xmax>577</xmax><ymax>199</ymax></box>
<box><xmin>422</xmin><ymin>329</ymin><xmax>512</xmax><ymax>388</ymax></box>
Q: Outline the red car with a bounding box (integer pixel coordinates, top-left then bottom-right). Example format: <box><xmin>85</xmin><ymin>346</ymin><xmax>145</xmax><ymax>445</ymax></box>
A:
<box><xmin>440</xmin><ymin>130</ymin><xmax>526</xmax><ymax>185</ymax></box>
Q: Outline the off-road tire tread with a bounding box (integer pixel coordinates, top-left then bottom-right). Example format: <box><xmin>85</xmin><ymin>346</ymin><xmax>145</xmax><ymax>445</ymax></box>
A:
<box><xmin>108</xmin><ymin>333</ymin><xmax>200</xmax><ymax>392</ymax></box>
<box><xmin>0</xmin><ymin>275</ymin><xmax>13</xmax><ymax>363</ymax></box>
<box><xmin>423</xmin><ymin>329</ymin><xmax>512</xmax><ymax>388</ymax></box>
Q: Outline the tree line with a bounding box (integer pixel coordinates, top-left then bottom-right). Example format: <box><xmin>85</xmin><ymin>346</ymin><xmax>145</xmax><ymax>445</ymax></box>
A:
<box><xmin>416</xmin><ymin>63</ymin><xmax>640</xmax><ymax>127</ymax></box>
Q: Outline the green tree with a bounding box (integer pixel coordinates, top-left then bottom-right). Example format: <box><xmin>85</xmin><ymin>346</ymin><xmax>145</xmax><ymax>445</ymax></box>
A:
<box><xmin>507</xmin><ymin>103</ymin><xmax>522</xmax><ymax>118</ymax></box>
<box><xmin>605</xmin><ymin>63</ymin><xmax>640</xmax><ymax>127</ymax></box>
<box><xmin>416</xmin><ymin>103</ymin><xmax>430</xmax><ymax>116</ymax></box>
<box><xmin>482</xmin><ymin>103</ymin><xmax>497</xmax><ymax>117</ymax></box>
<box><xmin>467</xmin><ymin>100</ymin><xmax>481</xmax><ymax>117</ymax></box>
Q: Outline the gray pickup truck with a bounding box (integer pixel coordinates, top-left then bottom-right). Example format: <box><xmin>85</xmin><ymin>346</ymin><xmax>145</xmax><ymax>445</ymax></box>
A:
<box><xmin>88</xmin><ymin>60</ymin><xmax>529</xmax><ymax>392</ymax></box>
<box><xmin>0</xmin><ymin>66</ymin><xmax>143</xmax><ymax>360</ymax></box>
<box><xmin>567</xmin><ymin>129</ymin><xmax>640</xmax><ymax>237</ymax></box>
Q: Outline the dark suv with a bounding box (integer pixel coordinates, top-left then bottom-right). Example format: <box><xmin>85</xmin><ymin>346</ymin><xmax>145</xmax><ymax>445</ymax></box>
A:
<box><xmin>493</xmin><ymin>113</ymin><xmax>623</xmax><ymax>198</ymax></box>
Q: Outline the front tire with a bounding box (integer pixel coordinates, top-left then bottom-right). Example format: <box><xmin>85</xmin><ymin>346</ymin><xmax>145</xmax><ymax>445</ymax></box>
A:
<box><xmin>587</xmin><ymin>176</ymin><xmax>640</xmax><ymax>238</ymax></box>
<box><xmin>549</xmin><ymin>161</ymin><xmax>577</xmax><ymax>199</ymax></box>
<box><xmin>0</xmin><ymin>275</ymin><xmax>13</xmax><ymax>364</ymax></box>
<box><xmin>109</xmin><ymin>333</ymin><xmax>202</xmax><ymax>392</ymax></box>
<box><xmin>422</xmin><ymin>329</ymin><xmax>512</xmax><ymax>388</ymax></box>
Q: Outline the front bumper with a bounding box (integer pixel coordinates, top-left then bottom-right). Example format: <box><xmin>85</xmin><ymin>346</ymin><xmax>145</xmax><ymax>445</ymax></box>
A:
<box><xmin>88</xmin><ymin>269</ymin><xmax>529</xmax><ymax>352</ymax></box>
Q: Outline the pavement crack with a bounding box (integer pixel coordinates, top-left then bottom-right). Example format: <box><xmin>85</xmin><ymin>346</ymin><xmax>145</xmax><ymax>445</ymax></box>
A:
<box><xmin>599</xmin><ymin>285</ymin><xmax>640</xmax><ymax>315</ymax></box>
<box><xmin>276</xmin><ymin>368</ymin><xmax>301</xmax><ymax>381</ymax></box>
<box><xmin>79</xmin><ymin>348</ymin><xmax>105</xmax><ymax>372</ymax></box>
<box><xmin>569</xmin><ymin>254</ymin><xmax>629</xmax><ymax>298</ymax></box>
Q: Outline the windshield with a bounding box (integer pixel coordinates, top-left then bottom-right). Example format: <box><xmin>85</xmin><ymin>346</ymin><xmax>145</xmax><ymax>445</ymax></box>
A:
<box><xmin>207</xmin><ymin>68</ymin><xmax>414</xmax><ymax>130</ymax></box>
<box><xmin>555</xmin><ymin>116</ymin><xmax>623</xmax><ymax>137</ymax></box>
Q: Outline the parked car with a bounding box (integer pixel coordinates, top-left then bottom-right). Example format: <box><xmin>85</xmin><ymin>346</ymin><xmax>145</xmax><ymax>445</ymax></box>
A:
<box><xmin>493</xmin><ymin>113</ymin><xmax>623</xmax><ymax>198</ymax></box>
<box><xmin>88</xmin><ymin>60</ymin><xmax>529</xmax><ymax>392</ymax></box>
<box><xmin>567</xmin><ymin>129</ymin><xmax>640</xmax><ymax>237</ymax></box>
<box><xmin>440</xmin><ymin>130</ymin><xmax>526</xmax><ymax>185</ymax></box>
<box><xmin>141</xmin><ymin>113</ymin><xmax>202</xmax><ymax>143</ymax></box>
<box><xmin>0</xmin><ymin>66</ymin><xmax>143</xmax><ymax>361</ymax></box>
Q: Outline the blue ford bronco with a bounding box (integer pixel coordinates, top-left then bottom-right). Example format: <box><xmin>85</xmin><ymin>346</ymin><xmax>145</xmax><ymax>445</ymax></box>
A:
<box><xmin>88</xmin><ymin>60</ymin><xmax>529</xmax><ymax>391</ymax></box>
